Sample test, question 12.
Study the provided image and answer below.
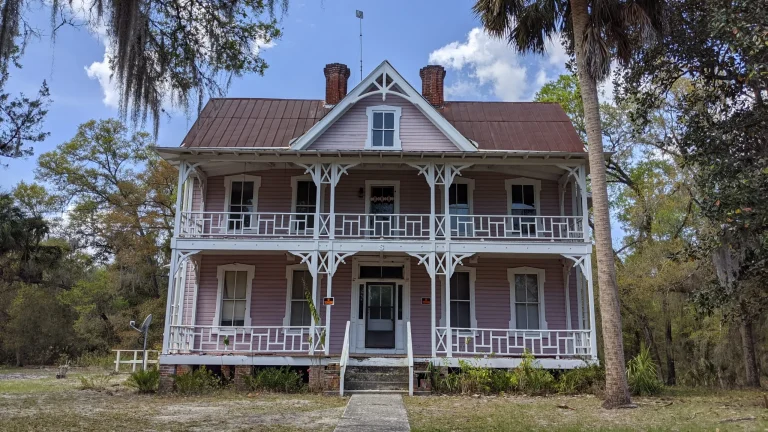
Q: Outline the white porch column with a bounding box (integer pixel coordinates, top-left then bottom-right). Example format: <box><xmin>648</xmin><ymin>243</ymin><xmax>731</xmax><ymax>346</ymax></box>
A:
<box><xmin>584</xmin><ymin>256</ymin><xmax>598</xmax><ymax>361</ymax></box>
<box><xmin>307</xmin><ymin>252</ymin><xmax>320</xmax><ymax>354</ymax></box>
<box><xmin>443</xmin><ymin>253</ymin><xmax>452</xmax><ymax>357</ymax></box>
<box><xmin>319</xmin><ymin>251</ymin><xmax>354</xmax><ymax>354</ymax></box>
<box><xmin>578</xmin><ymin>165</ymin><xmax>590</xmax><ymax>242</ymax></box>
<box><xmin>161</xmin><ymin>250</ymin><xmax>179</xmax><ymax>354</ymax></box>
<box><xmin>562</xmin><ymin>260</ymin><xmax>572</xmax><ymax>330</ymax></box>
<box><xmin>429</xmin><ymin>253</ymin><xmax>436</xmax><ymax>357</ymax></box>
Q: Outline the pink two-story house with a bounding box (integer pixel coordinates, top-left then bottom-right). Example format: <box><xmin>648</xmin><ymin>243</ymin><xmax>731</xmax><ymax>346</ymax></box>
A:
<box><xmin>156</xmin><ymin>61</ymin><xmax>597</xmax><ymax>394</ymax></box>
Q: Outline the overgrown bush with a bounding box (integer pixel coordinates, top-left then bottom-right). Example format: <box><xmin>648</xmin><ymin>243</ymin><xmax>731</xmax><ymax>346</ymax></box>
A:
<box><xmin>627</xmin><ymin>345</ymin><xmax>663</xmax><ymax>396</ymax></box>
<box><xmin>78</xmin><ymin>374</ymin><xmax>113</xmax><ymax>390</ymax></box>
<box><xmin>173</xmin><ymin>366</ymin><xmax>222</xmax><ymax>395</ymax></box>
<box><xmin>244</xmin><ymin>367</ymin><xmax>305</xmax><ymax>393</ymax></box>
<box><xmin>489</xmin><ymin>368</ymin><xmax>518</xmax><ymax>393</ymax></box>
<box><xmin>514</xmin><ymin>351</ymin><xmax>555</xmax><ymax>395</ymax></box>
<box><xmin>125</xmin><ymin>368</ymin><xmax>159</xmax><ymax>393</ymax></box>
<box><xmin>557</xmin><ymin>365</ymin><xmax>605</xmax><ymax>395</ymax></box>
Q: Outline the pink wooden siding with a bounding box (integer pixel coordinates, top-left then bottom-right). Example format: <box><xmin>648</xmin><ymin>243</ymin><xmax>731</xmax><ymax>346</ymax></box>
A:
<box><xmin>189</xmin><ymin>254</ymin><xmax>579</xmax><ymax>356</ymax></box>
<box><xmin>308</xmin><ymin>95</ymin><xmax>458</xmax><ymax>152</ymax></box>
<box><xmin>201</xmin><ymin>169</ymin><xmax>571</xmax><ymax>217</ymax></box>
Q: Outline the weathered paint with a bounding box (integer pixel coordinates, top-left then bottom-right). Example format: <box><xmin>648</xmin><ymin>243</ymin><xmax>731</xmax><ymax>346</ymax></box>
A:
<box><xmin>308</xmin><ymin>95</ymin><xmax>459</xmax><ymax>152</ymax></box>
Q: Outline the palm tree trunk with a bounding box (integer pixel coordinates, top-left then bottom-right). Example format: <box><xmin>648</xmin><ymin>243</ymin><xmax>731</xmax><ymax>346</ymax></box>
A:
<box><xmin>570</xmin><ymin>0</ymin><xmax>632</xmax><ymax>408</ymax></box>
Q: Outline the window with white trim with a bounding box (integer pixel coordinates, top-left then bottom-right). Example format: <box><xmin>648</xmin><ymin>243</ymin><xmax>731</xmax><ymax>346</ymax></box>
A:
<box><xmin>225</xmin><ymin>175</ymin><xmax>260</xmax><ymax>230</ymax></box>
<box><xmin>448</xmin><ymin>179</ymin><xmax>474</xmax><ymax>236</ymax></box>
<box><xmin>505</xmin><ymin>179</ymin><xmax>540</xmax><ymax>235</ymax></box>
<box><xmin>365</xmin><ymin>105</ymin><xmax>402</xmax><ymax>149</ymax></box>
<box><xmin>508</xmin><ymin>268</ymin><xmax>546</xmax><ymax>330</ymax></box>
<box><xmin>215</xmin><ymin>264</ymin><xmax>254</xmax><ymax>327</ymax></box>
<box><xmin>450</xmin><ymin>272</ymin><xmax>472</xmax><ymax>328</ymax></box>
<box><xmin>294</xmin><ymin>180</ymin><xmax>318</xmax><ymax>232</ymax></box>
<box><xmin>288</xmin><ymin>270</ymin><xmax>313</xmax><ymax>326</ymax></box>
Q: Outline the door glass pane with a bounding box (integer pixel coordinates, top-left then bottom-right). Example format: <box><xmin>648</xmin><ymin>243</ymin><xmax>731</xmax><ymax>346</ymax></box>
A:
<box><xmin>451</xmin><ymin>301</ymin><xmax>471</xmax><ymax>328</ymax></box>
<box><xmin>381</xmin><ymin>287</ymin><xmax>392</xmax><ymax>307</ymax></box>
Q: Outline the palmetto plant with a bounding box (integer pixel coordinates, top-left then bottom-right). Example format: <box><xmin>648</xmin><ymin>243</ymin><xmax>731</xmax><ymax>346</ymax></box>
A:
<box><xmin>473</xmin><ymin>0</ymin><xmax>664</xmax><ymax>408</ymax></box>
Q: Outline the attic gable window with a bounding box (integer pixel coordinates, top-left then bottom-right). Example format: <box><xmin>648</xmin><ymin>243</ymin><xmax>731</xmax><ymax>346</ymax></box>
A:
<box><xmin>366</xmin><ymin>105</ymin><xmax>402</xmax><ymax>150</ymax></box>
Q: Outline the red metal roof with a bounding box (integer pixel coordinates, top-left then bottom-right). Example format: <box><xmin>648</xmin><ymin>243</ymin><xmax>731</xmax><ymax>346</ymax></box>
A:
<box><xmin>181</xmin><ymin>98</ymin><xmax>585</xmax><ymax>153</ymax></box>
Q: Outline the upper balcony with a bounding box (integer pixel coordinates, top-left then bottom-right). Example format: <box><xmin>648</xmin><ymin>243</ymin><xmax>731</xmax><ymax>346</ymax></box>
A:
<box><xmin>178</xmin><ymin>211</ymin><xmax>586</xmax><ymax>242</ymax></box>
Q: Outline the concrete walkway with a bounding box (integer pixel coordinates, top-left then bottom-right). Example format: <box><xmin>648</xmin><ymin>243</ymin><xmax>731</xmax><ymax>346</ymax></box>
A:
<box><xmin>334</xmin><ymin>394</ymin><xmax>411</xmax><ymax>432</ymax></box>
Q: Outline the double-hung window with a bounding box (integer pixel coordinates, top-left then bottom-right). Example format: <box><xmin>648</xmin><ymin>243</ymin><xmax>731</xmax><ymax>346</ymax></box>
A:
<box><xmin>366</xmin><ymin>106</ymin><xmax>402</xmax><ymax>150</ymax></box>
<box><xmin>508</xmin><ymin>268</ymin><xmax>546</xmax><ymax>330</ymax></box>
<box><xmin>288</xmin><ymin>270</ymin><xmax>313</xmax><ymax>327</ymax></box>
<box><xmin>450</xmin><ymin>272</ymin><xmax>472</xmax><ymax>328</ymax></box>
<box><xmin>506</xmin><ymin>179</ymin><xmax>540</xmax><ymax>236</ymax></box>
<box><xmin>448</xmin><ymin>181</ymin><xmax>473</xmax><ymax>237</ymax></box>
<box><xmin>215</xmin><ymin>264</ymin><xmax>254</xmax><ymax>328</ymax></box>
<box><xmin>225</xmin><ymin>176</ymin><xmax>260</xmax><ymax>231</ymax></box>
<box><xmin>293</xmin><ymin>180</ymin><xmax>318</xmax><ymax>234</ymax></box>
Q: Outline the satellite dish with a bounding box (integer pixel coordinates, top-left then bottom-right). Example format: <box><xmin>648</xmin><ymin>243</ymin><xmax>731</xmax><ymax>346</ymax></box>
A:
<box><xmin>140</xmin><ymin>314</ymin><xmax>153</xmax><ymax>332</ymax></box>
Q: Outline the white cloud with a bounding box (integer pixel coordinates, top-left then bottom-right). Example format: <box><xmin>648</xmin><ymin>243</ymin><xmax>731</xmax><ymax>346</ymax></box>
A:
<box><xmin>429</xmin><ymin>27</ymin><xmax>571</xmax><ymax>102</ymax></box>
<box><xmin>85</xmin><ymin>46</ymin><xmax>119</xmax><ymax>109</ymax></box>
<box><xmin>251</xmin><ymin>39</ymin><xmax>276</xmax><ymax>57</ymax></box>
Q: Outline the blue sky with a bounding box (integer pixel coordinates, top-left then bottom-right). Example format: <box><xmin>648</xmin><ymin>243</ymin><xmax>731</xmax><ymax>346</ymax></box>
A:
<box><xmin>2</xmin><ymin>0</ymin><xmax>576</xmax><ymax>189</ymax></box>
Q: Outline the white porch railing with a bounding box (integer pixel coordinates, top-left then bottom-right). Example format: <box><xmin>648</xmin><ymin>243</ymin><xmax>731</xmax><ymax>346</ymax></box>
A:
<box><xmin>442</xmin><ymin>215</ymin><xmax>584</xmax><ymax>240</ymax></box>
<box><xmin>339</xmin><ymin>321</ymin><xmax>351</xmax><ymax>396</ymax></box>
<box><xmin>179</xmin><ymin>211</ymin><xmax>330</xmax><ymax>238</ymax></box>
<box><xmin>435</xmin><ymin>327</ymin><xmax>592</xmax><ymax>359</ymax></box>
<box><xmin>406</xmin><ymin>321</ymin><xmax>414</xmax><ymax>396</ymax></box>
<box><xmin>332</xmin><ymin>214</ymin><xmax>432</xmax><ymax>239</ymax></box>
<box><xmin>168</xmin><ymin>325</ymin><xmax>326</xmax><ymax>354</ymax></box>
<box><xmin>113</xmin><ymin>349</ymin><xmax>159</xmax><ymax>372</ymax></box>
<box><xmin>179</xmin><ymin>211</ymin><xmax>584</xmax><ymax>242</ymax></box>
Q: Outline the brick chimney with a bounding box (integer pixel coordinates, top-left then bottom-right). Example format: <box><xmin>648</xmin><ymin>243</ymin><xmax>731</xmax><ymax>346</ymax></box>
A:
<box><xmin>323</xmin><ymin>63</ymin><xmax>351</xmax><ymax>106</ymax></box>
<box><xmin>419</xmin><ymin>65</ymin><xmax>446</xmax><ymax>108</ymax></box>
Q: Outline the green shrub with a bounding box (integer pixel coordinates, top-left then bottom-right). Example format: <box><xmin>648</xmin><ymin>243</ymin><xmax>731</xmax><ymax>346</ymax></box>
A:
<box><xmin>489</xmin><ymin>368</ymin><xmax>518</xmax><ymax>393</ymax></box>
<box><xmin>514</xmin><ymin>351</ymin><xmax>555</xmax><ymax>395</ymax></box>
<box><xmin>72</xmin><ymin>352</ymin><xmax>114</xmax><ymax>369</ymax></box>
<box><xmin>244</xmin><ymin>367</ymin><xmax>305</xmax><ymax>393</ymax></box>
<box><xmin>173</xmin><ymin>366</ymin><xmax>222</xmax><ymax>395</ymax></box>
<box><xmin>125</xmin><ymin>368</ymin><xmax>159</xmax><ymax>393</ymax></box>
<box><xmin>557</xmin><ymin>365</ymin><xmax>605</xmax><ymax>395</ymax></box>
<box><xmin>627</xmin><ymin>345</ymin><xmax>663</xmax><ymax>396</ymax></box>
<box><xmin>78</xmin><ymin>374</ymin><xmax>113</xmax><ymax>390</ymax></box>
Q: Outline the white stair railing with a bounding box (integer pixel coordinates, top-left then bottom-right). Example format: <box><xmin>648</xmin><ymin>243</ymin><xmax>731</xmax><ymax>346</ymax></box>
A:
<box><xmin>339</xmin><ymin>321</ymin><xmax>351</xmax><ymax>396</ymax></box>
<box><xmin>407</xmin><ymin>321</ymin><xmax>414</xmax><ymax>396</ymax></box>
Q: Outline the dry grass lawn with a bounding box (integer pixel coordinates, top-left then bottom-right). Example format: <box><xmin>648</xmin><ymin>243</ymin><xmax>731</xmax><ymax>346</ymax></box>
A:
<box><xmin>405</xmin><ymin>389</ymin><xmax>768</xmax><ymax>431</ymax></box>
<box><xmin>0</xmin><ymin>367</ymin><xmax>347</xmax><ymax>432</ymax></box>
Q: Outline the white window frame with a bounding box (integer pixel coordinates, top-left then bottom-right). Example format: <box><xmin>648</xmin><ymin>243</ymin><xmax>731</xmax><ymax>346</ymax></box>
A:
<box><xmin>282</xmin><ymin>264</ymin><xmax>320</xmax><ymax>330</ymax></box>
<box><xmin>508</xmin><ymin>267</ymin><xmax>547</xmax><ymax>330</ymax></box>
<box><xmin>364</xmin><ymin>180</ymin><xmax>401</xmax><ymax>214</ymax></box>
<box><xmin>505</xmin><ymin>178</ymin><xmax>541</xmax><ymax>216</ymax></box>
<box><xmin>290</xmin><ymin>175</ymin><xmax>326</xmax><ymax>234</ymax></box>
<box><xmin>365</xmin><ymin>105</ymin><xmax>402</xmax><ymax>150</ymax></box>
<box><xmin>223</xmin><ymin>175</ymin><xmax>262</xmax><ymax>229</ymax></box>
<box><xmin>213</xmin><ymin>263</ymin><xmax>255</xmax><ymax>331</ymax></box>
<box><xmin>439</xmin><ymin>266</ymin><xmax>477</xmax><ymax>331</ymax></box>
